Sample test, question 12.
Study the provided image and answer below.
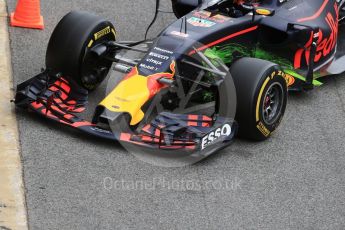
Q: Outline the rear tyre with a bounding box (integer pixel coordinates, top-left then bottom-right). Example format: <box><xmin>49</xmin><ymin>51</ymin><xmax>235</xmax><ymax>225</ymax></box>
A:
<box><xmin>230</xmin><ymin>58</ymin><xmax>287</xmax><ymax>141</ymax></box>
<box><xmin>46</xmin><ymin>11</ymin><xmax>116</xmax><ymax>90</ymax></box>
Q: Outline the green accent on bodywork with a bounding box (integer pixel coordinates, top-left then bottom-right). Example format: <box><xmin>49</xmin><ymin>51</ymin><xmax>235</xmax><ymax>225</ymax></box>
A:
<box><xmin>204</xmin><ymin>43</ymin><xmax>252</xmax><ymax>64</ymax></box>
<box><xmin>284</xmin><ymin>69</ymin><xmax>323</xmax><ymax>86</ymax></box>
<box><xmin>204</xmin><ymin>43</ymin><xmax>323</xmax><ymax>87</ymax></box>
<box><xmin>254</xmin><ymin>48</ymin><xmax>293</xmax><ymax>69</ymax></box>
<box><xmin>204</xmin><ymin>44</ymin><xmax>293</xmax><ymax>68</ymax></box>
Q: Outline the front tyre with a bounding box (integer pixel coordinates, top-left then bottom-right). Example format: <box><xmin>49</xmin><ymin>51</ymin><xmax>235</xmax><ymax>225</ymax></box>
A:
<box><xmin>46</xmin><ymin>11</ymin><xmax>116</xmax><ymax>90</ymax></box>
<box><xmin>231</xmin><ymin>58</ymin><xmax>288</xmax><ymax>141</ymax></box>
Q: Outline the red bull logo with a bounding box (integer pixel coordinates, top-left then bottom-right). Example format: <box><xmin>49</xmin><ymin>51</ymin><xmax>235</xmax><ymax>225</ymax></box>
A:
<box><xmin>294</xmin><ymin>3</ymin><xmax>339</xmax><ymax>69</ymax></box>
<box><xmin>99</xmin><ymin>61</ymin><xmax>176</xmax><ymax>125</ymax></box>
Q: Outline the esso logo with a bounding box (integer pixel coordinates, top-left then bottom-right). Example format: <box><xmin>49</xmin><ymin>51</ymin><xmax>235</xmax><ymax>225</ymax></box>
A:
<box><xmin>201</xmin><ymin>124</ymin><xmax>232</xmax><ymax>150</ymax></box>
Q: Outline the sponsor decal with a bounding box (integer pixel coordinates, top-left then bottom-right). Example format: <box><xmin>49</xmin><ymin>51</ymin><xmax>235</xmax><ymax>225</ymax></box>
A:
<box><xmin>139</xmin><ymin>47</ymin><xmax>174</xmax><ymax>74</ymax></box>
<box><xmin>146</xmin><ymin>58</ymin><xmax>163</xmax><ymax>66</ymax></box>
<box><xmin>139</xmin><ymin>63</ymin><xmax>156</xmax><ymax>71</ymax></box>
<box><xmin>90</xmin><ymin>127</ymin><xmax>112</xmax><ymax>134</ymax></box>
<box><xmin>193</xmin><ymin>10</ymin><xmax>230</xmax><ymax>23</ymax></box>
<box><xmin>201</xmin><ymin>124</ymin><xmax>232</xmax><ymax>150</ymax></box>
<box><xmin>170</xmin><ymin>31</ymin><xmax>189</xmax><ymax>38</ymax></box>
<box><xmin>94</xmin><ymin>26</ymin><xmax>111</xmax><ymax>40</ymax></box>
<box><xmin>284</xmin><ymin>73</ymin><xmax>295</xmax><ymax>86</ymax></box>
<box><xmin>256</xmin><ymin>122</ymin><xmax>270</xmax><ymax>137</ymax></box>
<box><xmin>153</xmin><ymin>47</ymin><xmax>173</xmax><ymax>54</ymax></box>
<box><xmin>148</xmin><ymin>52</ymin><xmax>170</xmax><ymax>60</ymax></box>
<box><xmin>187</xmin><ymin>17</ymin><xmax>216</xmax><ymax>28</ymax></box>
<box><xmin>294</xmin><ymin>3</ymin><xmax>339</xmax><ymax>69</ymax></box>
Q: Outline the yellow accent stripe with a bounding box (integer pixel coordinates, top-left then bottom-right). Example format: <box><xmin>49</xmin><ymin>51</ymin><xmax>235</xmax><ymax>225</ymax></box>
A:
<box><xmin>0</xmin><ymin>1</ymin><xmax>28</xmax><ymax>229</ymax></box>
<box><xmin>256</xmin><ymin>77</ymin><xmax>270</xmax><ymax>122</ymax></box>
<box><xmin>88</xmin><ymin>39</ymin><xmax>94</xmax><ymax>48</ymax></box>
<box><xmin>111</xmin><ymin>28</ymin><xmax>116</xmax><ymax>38</ymax></box>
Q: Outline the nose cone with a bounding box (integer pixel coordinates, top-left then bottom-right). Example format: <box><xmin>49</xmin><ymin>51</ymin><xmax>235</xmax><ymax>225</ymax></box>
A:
<box><xmin>99</xmin><ymin>68</ymin><xmax>149</xmax><ymax>125</ymax></box>
<box><xmin>98</xmin><ymin>61</ymin><xmax>176</xmax><ymax>126</ymax></box>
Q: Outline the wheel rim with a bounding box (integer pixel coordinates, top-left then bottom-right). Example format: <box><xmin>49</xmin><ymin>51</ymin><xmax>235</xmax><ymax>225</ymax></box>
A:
<box><xmin>261</xmin><ymin>82</ymin><xmax>284</xmax><ymax>125</ymax></box>
<box><xmin>81</xmin><ymin>44</ymin><xmax>112</xmax><ymax>89</ymax></box>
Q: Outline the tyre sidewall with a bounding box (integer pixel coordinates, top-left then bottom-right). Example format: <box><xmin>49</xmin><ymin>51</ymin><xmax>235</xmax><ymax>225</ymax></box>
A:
<box><xmin>231</xmin><ymin>58</ymin><xmax>287</xmax><ymax>140</ymax></box>
<box><xmin>252</xmin><ymin>69</ymin><xmax>287</xmax><ymax>140</ymax></box>
<box><xmin>46</xmin><ymin>11</ymin><xmax>116</xmax><ymax>90</ymax></box>
<box><xmin>80</xmin><ymin>23</ymin><xmax>115</xmax><ymax>90</ymax></box>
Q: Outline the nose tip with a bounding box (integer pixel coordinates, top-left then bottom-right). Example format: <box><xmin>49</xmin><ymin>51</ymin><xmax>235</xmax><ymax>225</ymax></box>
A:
<box><xmin>92</xmin><ymin>105</ymin><xmax>132</xmax><ymax>129</ymax></box>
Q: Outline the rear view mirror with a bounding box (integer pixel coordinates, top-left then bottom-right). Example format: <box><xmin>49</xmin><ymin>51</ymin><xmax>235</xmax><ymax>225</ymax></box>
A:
<box><xmin>172</xmin><ymin>0</ymin><xmax>202</xmax><ymax>18</ymax></box>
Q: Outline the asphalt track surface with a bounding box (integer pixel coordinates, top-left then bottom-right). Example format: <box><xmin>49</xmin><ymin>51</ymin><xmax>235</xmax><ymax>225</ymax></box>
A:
<box><xmin>6</xmin><ymin>0</ymin><xmax>345</xmax><ymax>229</ymax></box>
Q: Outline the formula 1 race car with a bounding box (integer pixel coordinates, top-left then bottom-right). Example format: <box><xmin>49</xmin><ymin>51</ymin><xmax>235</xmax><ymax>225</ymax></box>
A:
<box><xmin>14</xmin><ymin>0</ymin><xmax>345</xmax><ymax>159</ymax></box>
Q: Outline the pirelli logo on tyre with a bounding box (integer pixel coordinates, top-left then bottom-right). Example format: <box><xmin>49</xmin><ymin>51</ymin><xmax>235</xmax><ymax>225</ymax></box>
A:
<box><xmin>94</xmin><ymin>26</ymin><xmax>111</xmax><ymax>40</ymax></box>
<box><xmin>256</xmin><ymin>122</ymin><xmax>270</xmax><ymax>137</ymax></box>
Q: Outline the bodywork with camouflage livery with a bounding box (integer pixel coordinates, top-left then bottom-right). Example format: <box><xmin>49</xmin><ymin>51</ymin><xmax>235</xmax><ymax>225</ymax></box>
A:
<box><xmin>13</xmin><ymin>0</ymin><xmax>345</xmax><ymax>160</ymax></box>
<box><xmin>170</xmin><ymin>0</ymin><xmax>344</xmax><ymax>89</ymax></box>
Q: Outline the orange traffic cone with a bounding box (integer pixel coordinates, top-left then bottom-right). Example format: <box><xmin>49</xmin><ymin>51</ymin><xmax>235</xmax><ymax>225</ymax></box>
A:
<box><xmin>10</xmin><ymin>0</ymin><xmax>44</xmax><ymax>29</ymax></box>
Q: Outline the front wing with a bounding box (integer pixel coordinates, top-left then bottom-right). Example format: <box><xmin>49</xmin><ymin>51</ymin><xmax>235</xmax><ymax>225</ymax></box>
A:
<box><xmin>14</xmin><ymin>71</ymin><xmax>237</xmax><ymax>155</ymax></box>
